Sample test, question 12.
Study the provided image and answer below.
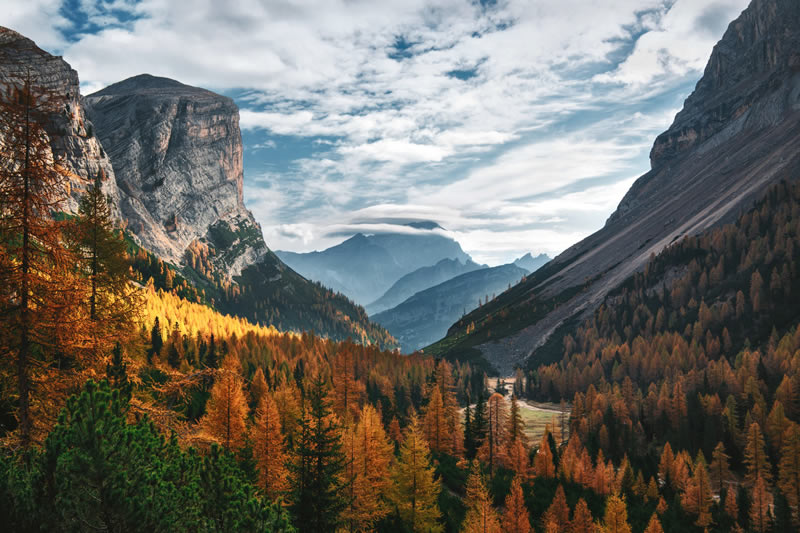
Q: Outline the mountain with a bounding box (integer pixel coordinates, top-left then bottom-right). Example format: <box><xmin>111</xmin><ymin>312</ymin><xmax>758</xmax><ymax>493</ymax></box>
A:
<box><xmin>365</xmin><ymin>258</ymin><xmax>484</xmax><ymax>315</ymax></box>
<box><xmin>428</xmin><ymin>0</ymin><xmax>800</xmax><ymax>373</ymax></box>
<box><xmin>0</xmin><ymin>27</ymin><xmax>120</xmax><ymax>213</ymax></box>
<box><xmin>513</xmin><ymin>253</ymin><xmax>550</xmax><ymax>273</ymax></box>
<box><xmin>371</xmin><ymin>264</ymin><xmax>528</xmax><ymax>353</ymax></box>
<box><xmin>276</xmin><ymin>224</ymin><xmax>472</xmax><ymax>305</ymax></box>
<box><xmin>0</xmin><ymin>29</ymin><xmax>394</xmax><ymax>348</ymax></box>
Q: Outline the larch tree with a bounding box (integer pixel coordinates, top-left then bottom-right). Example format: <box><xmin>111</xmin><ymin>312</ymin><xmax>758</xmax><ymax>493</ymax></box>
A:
<box><xmin>601</xmin><ymin>493</ymin><xmax>632</xmax><ymax>533</ymax></box>
<box><xmin>478</xmin><ymin>392</ymin><xmax>508</xmax><ymax>475</ymax></box>
<box><xmin>333</xmin><ymin>346</ymin><xmax>365</xmax><ymax>420</ymax></box>
<box><xmin>681</xmin><ymin>452</ymin><xmax>713</xmax><ymax>528</ymax></box>
<box><xmin>542</xmin><ymin>484</ymin><xmax>570</xmax><ymax>531</ymax></box>
<box><xmin>0</xmin><ymin>78</ymin><xmax>87</xmax><ymax>446</ymax></box>
<box><xmin>70</xmin><ymin>168</ymin><xmax>140</xmax><ymax>358</ymax></box>
<box><xmin>710</xmin><ymin>441</ymin><xmax>734</xmax><ymax>496</ymax></box>
<box><xmin>570</xmin><ymin>498</ymin><xmax>595</xmax><ymax>533</ymax></box>
<box><xmin>533</xmin><ymin>430</ymin><xmax>556</xmax><ymax>479</ymax></box>
<box><xmin>778</xmin><ymin>423</ymin><xmax>800</xmax><ymax>527</ymax></box>
<box><xmin>254</xmin><ymin>392</ymin><xmax>289</xmax><ymax>501</ymax></box>
<box><xmin>250</xmin><ymin>365</ymin><xmax>269</xmax><ymax>407</ymax></box>
<box><xmin>643</xmin><ymin>513</ymin><xmax>664</xmax><ymax>533</ymax></box>
<box><xmin>387</xmin><ymin>415</ymin><xmax>443</xmax><ymax>533</ymax></box>
<box><xmin>461</xmin><ymin>463</ymin><xmax>502</xmax><ymax>533</ymax></box>
<box><xmin>744</xmin><ymin>422</ymin><xmax>773</xmax><ymax>487</ymax></box>
<box><xmin>501</xmin><ymin>476</ymin><xmax>531</xmax><ymax>533</ymax></box>
<box><xmin>341</xmin><ymin>403</ymin><xmax>394</xmax><ymax>532</ymax></box>
<box><xmin>424</xmin><ymin>386</ymin><xmax>450</xmax><ymax>453</ymax></box>
<box><xmin>749</xmin><ymin>475</ymin><xmax>773</xmax><ymax>533</ymax></box>
<box><xmin>202</xmin><ymin>356</ymin><xmax>248</xmax><ymax>450</ymax></box>
<box><xmin>506</xmin><ymin>437</ymin><xmax>531</xmax><ymax>480</ymax></box>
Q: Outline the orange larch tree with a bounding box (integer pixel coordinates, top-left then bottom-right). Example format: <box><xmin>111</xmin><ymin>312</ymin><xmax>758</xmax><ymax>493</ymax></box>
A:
<box><xmin>681</xmin><ymin>452</ymin><xmax>713</xmax><ymax>528</ymax></box>
<box><xmin>778</xmin><ymin>423</ymin><xmax>800</xmax><ymax>527</ymax></box>
<box><xmin>423</xmin><ymin>386</ymin><xmax>450</xmax><ymax>454</ymax></box>
<box><xmin>601</xmin><ymin>493</ymin><xmax>632</xmax><ymax>533</ymax></box>
<box><xmin>201</xmin><ymin>356</ymin><xmax>248</xmax><ymax>450</ymax></box>
<box><xmin>461</xmin><ymin>463</ymin><xmax>502</xmax><ymax>533</ymax></box>
<box><xmin>478</xmin><ymin>392</ymin><xmax>508</xmax><ymax>475</ymax></box>
<box><xmin>253</xmin><ymin>391</ymin><xmax>289</xmax><ymax>500</ymax></box>
<box><xmin>501</xmin><ymin>476</ymin><xmax>531</xmax><ymax>533</ymax></box>
<box><xmin>643</xmin><ymin>513</ymin><xmax>664</xmax><ymax>533</ymax></box>
<box><xmin>709</xmin><ymin>441</ymin><xmax>734</xmax><ymax>496</ymax></box>
<box><xmin>744</xmin><ymin>422</ymin><xmax>773</xmax><ymax>487</ymax></box>
<box><xmin>0</xmin><ymin>78</ymin><xmax>88</xmax><ymax>446</ymax></box>
<box><xmin>749</xmin><ymin>475</ymin><xmax>773</xmax><ymax>533</ymax></box>
<box><xmin>333</xmin><ymin>345</ymin><xmax>365</xmax><ymax>420</ymax></box>
<box><xmin>570</xmin><ymin>498</ymin><xmax>595</xmax><ymax>533</ymax></box>
<box><xmin>542</xmin><ymin>484</ymin><xmax>570</xmax><ymax>532</ymax></box>
<box><xmin>533</xmin><ymin>430</ymin><xmax>556</xmax><ymax>479</ymax></box>
<box><xmin>341</xmin><ymin>403</ymin><xmax>394</xmax><ymax>531</ymax></box>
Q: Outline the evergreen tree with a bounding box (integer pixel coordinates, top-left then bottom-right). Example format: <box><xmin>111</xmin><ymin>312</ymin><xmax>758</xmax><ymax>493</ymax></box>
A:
<box><xmin>105</xmin><ymin>342</ymin><xmax>131</xmax><ymax>399</ymax></box>
<box><xmin>387</xmin><ymin>415</ymin><xmax>442</xmax><ymax>533</ymax></box>
<box><xmin>289</xmin><ymin>373</ymin><xmax>348</xmax><ymax>533</ymax></box>
<box><xmin>149</xmin><ymin>317</ymin><xmax>163</xmax><ymax>363</ymax></box>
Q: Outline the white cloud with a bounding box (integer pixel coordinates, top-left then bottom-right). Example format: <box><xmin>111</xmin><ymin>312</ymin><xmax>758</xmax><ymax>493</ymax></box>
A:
<box><xmin>9</xmin><ymin>0</ymin><xmax>751</xmax><ymax>264</ymax></box>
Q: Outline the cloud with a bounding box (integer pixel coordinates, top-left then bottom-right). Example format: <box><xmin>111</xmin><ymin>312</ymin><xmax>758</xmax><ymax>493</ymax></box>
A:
<box><xmin>11</xmin><ymin>0</ymin><xmax>750</xmax><ymax>264</ymax></box>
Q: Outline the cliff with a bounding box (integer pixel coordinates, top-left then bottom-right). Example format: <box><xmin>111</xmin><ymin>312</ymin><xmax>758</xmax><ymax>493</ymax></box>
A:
<box><xmin>83</xmin><ymin>74</ymin><xmax>265</xmax><ymax>273</ymax></box>
<box><xmin>0</xmin><ymin>27</ymin><xmax>119</xmax><ymax>212</ymax></box>
<box><xmin>430</xmin><ymin>0</ymin><xmax>800</xmax><ymax>374</ymax></box>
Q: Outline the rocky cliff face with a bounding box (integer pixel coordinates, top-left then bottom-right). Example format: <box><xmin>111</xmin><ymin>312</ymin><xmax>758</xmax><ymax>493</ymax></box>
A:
<box><xmin>0</xmin><ymin>27</ymin><xmax>119</xmax><ymax>212</ymax></box>
<box><xmin>83</xmin><ymin>75</ymin><xmax>266</xmax><ymax>272</ymax></box>
<box><xmin>432</xmin><ymin>0</ymin><xmax>800</xmax><ymax>374</ymax></box>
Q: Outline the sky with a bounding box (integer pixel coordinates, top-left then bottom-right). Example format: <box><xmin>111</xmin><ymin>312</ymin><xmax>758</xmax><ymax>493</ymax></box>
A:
<box><xmin>6</xmin><ymin>0</ymin><xmax>750</xmax><ymax>265</ymax></box>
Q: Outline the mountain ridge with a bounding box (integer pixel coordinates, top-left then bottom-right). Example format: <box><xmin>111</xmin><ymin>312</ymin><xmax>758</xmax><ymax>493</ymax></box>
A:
<box><xmin>429</xmin><ymin>0</ymin><xmax>800</xmax><ymax>373</ymax></box>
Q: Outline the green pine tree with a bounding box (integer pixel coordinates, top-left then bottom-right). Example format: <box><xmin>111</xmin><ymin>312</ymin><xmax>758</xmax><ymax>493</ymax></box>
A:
<box><xmin>289</xmin><ymin>373</ymin><xmax>348</xmax><ymax>533</ymax></box>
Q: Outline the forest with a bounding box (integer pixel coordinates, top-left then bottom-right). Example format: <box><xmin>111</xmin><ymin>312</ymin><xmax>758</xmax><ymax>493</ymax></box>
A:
<box><xmin>2</xmin><ymin>83</ymin><xmax>800</xmax><ymax>533</ymax></box>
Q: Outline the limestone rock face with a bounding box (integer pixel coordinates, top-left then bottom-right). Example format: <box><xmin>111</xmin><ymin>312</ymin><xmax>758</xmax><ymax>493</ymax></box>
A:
<box><xmin>0</xmin><ymin>27</ymin><xmax>119</xmax><ymax>212</ymax></box>
<box><xmin>83</xmin><ymin>74</ymin><xmax>266</xmax><ymax>271</ymax></box>
<box><xmin>434</xmin><ymin>0</ymin><xmax>800</xmax><ymax>374</ymax></box>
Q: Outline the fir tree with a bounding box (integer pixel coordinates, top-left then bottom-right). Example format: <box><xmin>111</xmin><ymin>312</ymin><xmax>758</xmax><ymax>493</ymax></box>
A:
<box><xmin>289</xmin><ymin>373</ymin><xmax>348</xmax><ymax>533</ymax></box>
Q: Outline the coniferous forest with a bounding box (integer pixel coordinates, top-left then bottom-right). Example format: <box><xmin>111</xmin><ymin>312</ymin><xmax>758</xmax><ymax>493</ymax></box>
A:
<box><xmin>4</xmin><ymin>2</ymin><xmax>800</xmax><ymax>532</ymax></box>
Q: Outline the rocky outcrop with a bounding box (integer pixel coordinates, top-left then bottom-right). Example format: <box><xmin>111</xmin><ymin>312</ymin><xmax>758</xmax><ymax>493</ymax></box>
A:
<box><xmin>0</xmin><ymin>27</ymin><xmax>119</xmax><ymax>212</ymax></box>
<box><xmin>433</xmin><ymin>0</ymin><xmax>800</xmax><ymax>374</ymax></box>
<box><xmin>83</xmin><ymin>74</ymin><xmax>266</xmax><ymax>272</ymax></box>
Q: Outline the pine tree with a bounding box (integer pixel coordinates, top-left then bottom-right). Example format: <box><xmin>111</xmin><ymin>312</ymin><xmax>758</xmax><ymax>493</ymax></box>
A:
<box><xmin>0</xmin><ymin>78</ymin><xmax>86</xmax><ymax>446</ymax></box>
<box><xmin>570</xmin><ymin>498</ymin><xmax>595</xmax><ymax>533</ymax></box>
<box><xmin>254</xmin><ymin>392</ymin><xmax>289</xmax><ymax>501</ymax></box>
<box><xmin>341</xmin><ymin>403</ymin><xmax>393</xmax><ymax>531</ymax></box>
<box><xmin>601</xmin><ymin>493</ymin><xmax>631</xmax><ymax>533</ymax></box>
<box><xmin>461</xmin><ymin>463</ymin><xmax>502</xmax><ymax>533</ymax></box>
<box><xmin>542</xmin><ymin>484</ymin><xmax>570</xmax><ymax>531</ymax></box>
<box><xmin>149</xmin><ymin>316</ymin><xmax>163</xmax><ymax>363</ymax></box>
<box><xmin>388</xmin><ymin>415</ymin><xmax>443</xmax><ymax>533</ymax></box>
<box><xmin>470</xmin><ymin>392</ymin><xmax>488</xmax><ymax>458</ymax></box>
<box><xmin>105</xmin><ymin>342</ymin><xmax>131</xmax><ymax>399</ymax></box>
<box><xmin>778</xmin><ymin>423</ymin><xmax>800</xmax><ymax>527</ymax></box>
<box><xmin>289</xmin><ymin>373</ymin><xmax>348</xmax><ymax>533</ymax></box>
<box><xmin>501</xmin><ymin>477</ymin><xmax>531</xmax><ymax>533</ymax></box>
<box><xmin>202</xmin><ymin>356</ymin><xmax>248</xmax><ymax>450</ymax></box>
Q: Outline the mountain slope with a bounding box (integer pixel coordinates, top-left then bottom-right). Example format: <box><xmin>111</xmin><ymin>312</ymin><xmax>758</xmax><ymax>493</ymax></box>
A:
<box><xmin>366</xmin><ymin>258</ymin><xmax>484</xmax><ymax>315</ymax></box>
<box><xmin>428</xmin><ymin>0</ymin><xmax>800</xmax><ymax>373</ymax></box>
<box><xmin>372</xmin><ymin>264</ymin><xmax>528</xmax><ymax>353</ymax></box>
<box><xmin>276</xmin><ymin>224</ymin><xmax>472</xmax><ymax>305</ymax></box>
